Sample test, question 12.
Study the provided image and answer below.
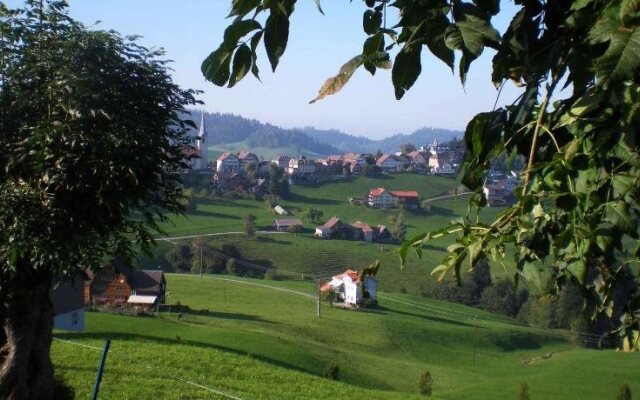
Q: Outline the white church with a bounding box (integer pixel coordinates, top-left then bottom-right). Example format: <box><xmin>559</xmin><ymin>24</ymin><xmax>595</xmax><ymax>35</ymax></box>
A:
<box><xmin>188</xmin><ymin>111</ymin><xmax>209</xmax><ymax>170</ymax></box>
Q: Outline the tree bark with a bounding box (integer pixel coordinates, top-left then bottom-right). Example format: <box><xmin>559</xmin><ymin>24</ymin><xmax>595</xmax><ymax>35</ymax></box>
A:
<box><xmin>0</xmin><ymin>267</ymin><xmax>56</xmax><ymax>399</ymax></box>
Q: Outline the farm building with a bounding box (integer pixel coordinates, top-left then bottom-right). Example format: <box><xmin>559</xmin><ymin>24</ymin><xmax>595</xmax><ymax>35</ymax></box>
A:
<box><xmin>216</xmin><ymin>152</ymin><xmax>241</xmax><ymax>173</ymax></box>
<box><xmin>84</xmin><ymin>268</ymin><xmax>166</xmax><ymax>312</ymax></box>
<box><xmin>51</xmin><ymin>274</ymin><xmax>86</xmax><ymax>332</ymax></box>
<box><xmin>368</xmin><ymin>188</ymin><xmax>396</xmax><ymax>209</ymax></box>
<box><xmin>320</xmin><ymin>268</ymin><xmax>378</xmax><ymax>306</ymax></box>
<box><xmin>315</xmin><ymin>216</ymin><xmax>341</xmax><ymax>238</ymax></box>
<box><xmin>390</xmin><ymin>190</ymin><xmax>420</xmax><ymax>209</ymax></box>
<box><xmin>350</xmin><ymin>221</ymin><xmax>374</xmax><ymax>242</ymax></box>
<box><xmin>273</xmin><ymin>218</ymin><xmax>303</xmax><ymax>231</ymax></box>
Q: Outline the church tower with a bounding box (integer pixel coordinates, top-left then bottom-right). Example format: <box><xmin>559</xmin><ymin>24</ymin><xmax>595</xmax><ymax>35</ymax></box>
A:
<box><xmin>196</xmin><ymin>111</ymin><xmax>208</xmax><ymax>170</ymax></box>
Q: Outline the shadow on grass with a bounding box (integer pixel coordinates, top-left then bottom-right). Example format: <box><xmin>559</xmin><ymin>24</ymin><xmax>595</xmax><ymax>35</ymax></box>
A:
<box><xmin>256</xmin><ymin>236</ymin><xmax>292</xmax><ymax>245</ymax></box>
<box><xmin>491</xmin><ymin>333</ymin><xmax>546</xmax><ymax>351</ymax></box>
<box><xmin>374</xmin><ymin>305</ymin><xmax>475</xmax><ymax>328</ymax></box>
<box><xmin>188</xmin><ymin>210</ymin><xmax>241</xmax><ymax>219</ymax></box>
<box><xmin>286</xmin><ymin>193</ymin><xmax>341</xmax><ymax>205</ymax></box>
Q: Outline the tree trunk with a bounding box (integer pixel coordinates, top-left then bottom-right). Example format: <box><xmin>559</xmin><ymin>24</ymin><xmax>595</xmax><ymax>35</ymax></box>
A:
<box><xmin>0</xmin><ymin>267</ymin><xmax>56</xmax><ymax>399</ymax></box>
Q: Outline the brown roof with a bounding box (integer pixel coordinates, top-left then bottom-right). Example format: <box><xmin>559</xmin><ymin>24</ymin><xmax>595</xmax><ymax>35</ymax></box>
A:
<box><xmin>369</xmin><ymin>187</ymin><xmax>387</xmax><ymax>197</ymax></box>
<box><xmin>350</xmin><ymin>221</ymin><xmax>372</xmax><ymax>233</ymax></box>
<box><xmin>320</xmin><ymin>216</ymin><xmax>341</xmax><ymax>229</ymax></box>
<box><xmin>407</xmin><ymin>150</ymin><xmax>424</xmax><ymax>159</ymax></box>
<box><xmin>127</xmin><ymin>270</ymin><xmax>165</xmax><ymax>294</ymax></box>
<box><xmin>238</xmin><ymin>150</ymin><xmax>258</xmax><ymax>160</ymax></box>
<box><xmin>390</xmin><ymin>190</ymin><xmax>419</xmax><ymax>198</ymax></box>
<box><xmin>333</xmin><ymin>269</ymin><xmax>360</xmax><ymax>282</ymax></box>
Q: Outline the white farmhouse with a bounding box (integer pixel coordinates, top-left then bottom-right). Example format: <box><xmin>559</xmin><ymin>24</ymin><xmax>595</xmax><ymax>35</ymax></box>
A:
<box><xmin>368</xmin><ymin>187</ymin><xmax>396</xmax><ymax>209</ymax></box>
<box><xmin>376</xmin><ymin>153</ymin><xmax>403</xmax><ymax>172</ymax></box>
<box><xmin>320</xmin><ymin>269</ymin><xmax>377</xmax><ymax>306</ymax></box>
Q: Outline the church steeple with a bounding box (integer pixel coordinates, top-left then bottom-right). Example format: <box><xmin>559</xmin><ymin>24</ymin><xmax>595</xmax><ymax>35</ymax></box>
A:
<box><xmin>196</xmin><ymin>111</ymin><xmax>208</xmax><ymax>169</ymax></box>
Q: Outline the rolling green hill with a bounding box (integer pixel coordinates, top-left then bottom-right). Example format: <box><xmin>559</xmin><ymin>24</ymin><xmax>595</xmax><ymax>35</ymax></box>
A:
<box><xmin>52</xmin><ymin>275</ymin><xmax>640</xmax><ymax>399</ymax></box>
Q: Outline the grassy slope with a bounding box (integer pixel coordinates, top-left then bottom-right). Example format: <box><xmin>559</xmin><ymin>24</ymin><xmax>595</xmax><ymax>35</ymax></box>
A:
<box><xmin>53</xmin><ymin>275</ymin><xmax>640</xmax><ymax>399</ymax></box>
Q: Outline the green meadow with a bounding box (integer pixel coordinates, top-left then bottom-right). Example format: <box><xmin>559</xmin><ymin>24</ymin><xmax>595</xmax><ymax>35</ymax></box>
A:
<box><xmin>53</xmin><ymin>275</ymin><xmax>640</xmax><ymax>399</ymax></box>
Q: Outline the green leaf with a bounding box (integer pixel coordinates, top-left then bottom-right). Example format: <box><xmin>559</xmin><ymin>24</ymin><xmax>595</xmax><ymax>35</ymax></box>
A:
<box><xmin>473</xmin><ymin>0</ymin><xmax>500</xmax><ymax>15</ymax></box>
<box><xmin>431</xmin><ymin>264</ymin><xmax>450</xmax><ymax>282</ymax></box>
<box><xmin>392</xmin><ymin>45</ymin><xmax>422</xmax><ymax>100</ymax></box>
<box><xmin>521</xmin><ymin>262</ymin><xmax>541</xmax><ymax>289</ymax></box>
<box><xmin>228</xmin><ymin>44</ymin><xmax>252</xmax><ymax>88</ymax></box>
<box><xmin>363</xmin><ymin>10</ymin><xmax>383</xmax><ymax>35</ymax></box>
<box><xmin>309</xmin><ymin>55</ymin><xmax>364</xmax><ymax>104</ymax></box>
<box><xmin>228</xmin><ymin>0</ymin><xmax>262</xmax><ymax>18</ymax></box>
<box><xmin>567</xmin><ymin>260</ymin><xmax>587</xmax><ymax>285</ymax></box>
<box><xmin>591</xmin><ymin>15</ymin><xmax>640</xmax><ymax>89</ymax></box>
<box><xmin>444</xmin><ymin>19</ymin><xmax>499</xmax><ymax>83</ymax></box>
<box><xmin>264</xmin><ymin>9</ymin><xmax>291</xmax><ymax>71</ymax></box>
<box><xmin>201</xmin><ymin>46</ymin><xmax>233</xmax><ymax>86</ymax></box>
<box><xmin>605</xmin><ymin>201</ymin><xmax>636</xmax><ymax>232</ymax></box>
<box><xmin>224</xmin><ymin>19</ymin><xmax>262</xmax><ymax>45</ymax></box>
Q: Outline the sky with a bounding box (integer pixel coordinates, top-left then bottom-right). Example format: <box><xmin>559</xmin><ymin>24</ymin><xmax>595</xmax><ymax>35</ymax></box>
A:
<box><xmin>6</xmin><ymin>0</ymin><xmax>524</xmax><ymax>139</ymax></box>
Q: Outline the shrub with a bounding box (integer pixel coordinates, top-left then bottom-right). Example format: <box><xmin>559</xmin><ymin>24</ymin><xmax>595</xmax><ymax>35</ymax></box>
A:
<box><xmin>323</xmin><ymin>363</ymin><xmax>339</xmax><ymax>380</ymax></box>
<box><xmin>617</xmin><ymin>383</ymin><xmax>632</xmax><ymax>400</ymax></box>
<box><xmin>518</xmin><ymin>382</ymin><xmax>530</xmax><ymax>400</ymax></box>
<box><xmin>419</xmin><ymin>371</ymin><xmax>433</xmax><ymax>396</ymax></box>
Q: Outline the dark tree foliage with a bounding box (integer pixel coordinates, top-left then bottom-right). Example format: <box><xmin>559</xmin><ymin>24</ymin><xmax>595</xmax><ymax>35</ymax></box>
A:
<box><xmin>243</xmin><ymin>213</ymin><xmax>257</xmax><ymax>236</ymax></box>
<box><xmin>0</xmin><ymin>1</ymin><xmax>197</xmax><ymax>396</ymax></box>
<box><xmin>207</xmin><ymin>0</ymin><xmax>640</xmax><ymax>348</ymax></box>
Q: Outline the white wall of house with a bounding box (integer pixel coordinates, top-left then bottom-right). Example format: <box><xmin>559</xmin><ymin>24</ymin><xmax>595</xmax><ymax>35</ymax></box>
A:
<box><xmin>343</xmin><ymin>276</ymin><xmax>361</xmax><ymax>305</ymax></box>
<box><xmin>369</xmin><ymin>191</ymin><xmax>396</xmax><ymax>208</ymax></box>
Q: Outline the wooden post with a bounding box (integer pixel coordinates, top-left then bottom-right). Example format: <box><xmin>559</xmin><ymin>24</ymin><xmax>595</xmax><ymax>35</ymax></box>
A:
<box><xmin>92</xmin><ymin>339</ymin><xmax>111</xmax><ymax>400</ymax></box>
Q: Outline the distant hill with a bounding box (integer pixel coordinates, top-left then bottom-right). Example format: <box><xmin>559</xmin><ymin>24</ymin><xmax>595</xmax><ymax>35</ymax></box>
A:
<box><xmin>188</xmin><ymin>111</ymin><xmax>462</xmax><ymax>157</ymax></box>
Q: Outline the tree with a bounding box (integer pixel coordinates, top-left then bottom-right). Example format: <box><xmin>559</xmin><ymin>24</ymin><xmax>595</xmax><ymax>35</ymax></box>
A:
<box><xmin>419</xmin><ymin>371</ymin><xmax>433</xmax><ymax>397</ymax></box>
<box><xmin>206</xmin><ymin>0</ymin><xmax>640</xmax><ymax>345</ymax></box>
<box><xmin>303</xmin><ymin>208</ymin><xmax>323</xmax><ymax>224</ymax></box>
<box><xmin>0</xmin><ymin>1</ymin><xmax>198</xmax><ymax>396</ymax></box>
<box><xmin>400</xmin><ymin>143</ymin><xmax>417</xmax><ymax>154</ymax></box>
<box><xmin>225</xmin><ymin>258</ymin><xmax>237</xmax><ymax>275</ymax></box>
<box><xmin>243</xmin><ymin>213</ymin><xmax>257</xmax><ymax>236</ymax></box>
<box><xmin>389</xmin><ymin>213</ymin><xmax>406</xmax><ymax>242</ymax></box>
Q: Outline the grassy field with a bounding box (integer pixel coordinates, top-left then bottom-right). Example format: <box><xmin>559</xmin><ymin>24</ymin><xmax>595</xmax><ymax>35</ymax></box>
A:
<box><xmin>207</xmin><ymin>142</ymin><xmax>325</xmax><ymax>162</ymax></box>
<box><xmin>151</xmin><ymin>173</ymin><xmax>514</xmax><ymax>293</ymax></box>
<box><xmin>53</xmin><ymin>275</ymin><xmax>640</xmax><ymax>399</ymax></box>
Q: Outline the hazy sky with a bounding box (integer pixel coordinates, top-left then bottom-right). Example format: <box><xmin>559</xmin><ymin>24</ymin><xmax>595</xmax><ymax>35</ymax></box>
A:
<box><xmin>8</xmin><ymin>1</ymin><xmax>524</xmax><ymax>139</ymax></box>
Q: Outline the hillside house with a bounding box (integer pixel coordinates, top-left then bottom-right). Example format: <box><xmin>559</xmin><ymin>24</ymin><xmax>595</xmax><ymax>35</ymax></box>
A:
<box><xmin>51</xmin><ymin>274</ymin><xmax>85</xmax><ymax>332</ymax></box>
<box><xmin>483</xmin><ymin>181</ymin><xmax>516</xmax><ymax>206</ymax></box>
<box><xmin>350</xmin><ymin>221</ymin><xmax>374</xmax><ymax>242</ymax></box>
<box><xmin>237</xmin><ymin>150</ymin><xmax>259</xmax><ymax>170</ymax></box>
<box><xmin>375</xmin><ymin>225</ymin><xmax>393</xmax><ymax>242</ymax></box>
<box><xmin>368</xmin><ymin>188</ymin><xmax>396</xmax><ymax>209</ymax></box>
<box><xmin>216</xmin><ymin>152</ymin><xmax>241</xmax><ymax>173</ymax></box>
<box><xmin>287</xmin><ymin>156</ymin><xmax>316</xmax><ymax>176</ymax></box>
<box><xmin>433</xmin><ymin>161</ymin><xmax>456</xmax><ymax>175</ymax></box>
<box><xmin>346</xmin><ymin>161</ymin><xmax>363</xmax><ymax>175</ymax></box>
<box><xmin>390</xmin><ymin>190</ymin><xmax>420</xmax><ymax>209</ymax></box>
<box><xmin>323</xmin><ymin>155</ymin><xmax>344</xmax><ymax>166</ymax></box>
<box><xmin>213</xmin><ymin>172</ymin><xmax>251</xmax><ymax>192</ymax></box>
<box><xmin>320</xmin><ymin>269</ymin><xmax>377</xmax><ymax>306</ymax></box>
<box><xmin>376</xmin><ymin>154</ymin><xmax>403</xmax><ymax>172</ymax></box>
<box><xmin>407</xmin><ymin>150</ymin><xmax>427</xmax><ymax>169</ymax></box>
<box><xmin>84</xmin><ymin>268</ymin><xmax>166</xmax><ymax>311</ymax></box>
<box><xmin>343</xmin><ymin>153</ymin><xmax>367</xmax><ymax>167</ymax></box>
<box><xmin>273</xmin><ymin>154</ymin><xmax>291</xmax><ymax>169</ymax></box>
<box><xmin>315</xmin><ymin>216</ymin><xmax>341</xmax><ymax>238</ymax></box>
<box><xmin>273</xmin><ymin>218</ymin><xmax>303</xmax><ymax>231</ymax></box>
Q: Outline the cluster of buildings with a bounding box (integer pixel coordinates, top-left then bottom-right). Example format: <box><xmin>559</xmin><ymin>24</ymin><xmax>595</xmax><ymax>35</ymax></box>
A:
<box><xmin>314</xmin><ymin>216</ymin><xmax>393</xmax><ymax>243</ymax></box>
<box><xmin>185</xmin><ymin>113</ymin><xmax>464</xmax><ymax>193</ymax></box>
<box><xmin>320</xmin><ymin>268</ymin><xmax>378</xmax><ymax>307</ymax></box>
<box><xmin>483</xmin><ymin>170</ymin><xmax>519</xmax><ymax>206</ymax></box>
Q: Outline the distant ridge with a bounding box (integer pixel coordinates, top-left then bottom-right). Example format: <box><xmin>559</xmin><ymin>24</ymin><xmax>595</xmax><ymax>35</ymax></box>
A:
<box><xmin>187</xmin><ymin>111</ymin><xmax>462</xmax><ymax>156</ymax></box>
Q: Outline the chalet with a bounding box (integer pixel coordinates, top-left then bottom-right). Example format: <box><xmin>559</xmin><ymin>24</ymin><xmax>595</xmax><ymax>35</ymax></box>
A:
<box><xmin>272</xmin><ymin>154</ymin><xmax>291</xmax><ymax>169</ymax></box>
<box><xmin>368</xmin><ymin>187</ymin><xmax>396</xmax><ymax>209</ymax></box>
<box><xmin>343</xmin><ymin>153</ymin><xmax>367</xmax><ymax>167</ymax></box>
<box><xmin>346</xmin><ymin>161</ymin><xmax>363</xmax><ymax>175</ymax></box>
<box><xmin>237</xmin><ymin>150</ymin><xmax>259</xmax><ymax>170</ymax></box>
<box><xmin>390</xmin><ymin>190</ymin><xmax>420</xmax><ymax>209</ymax></box>
<box><xmin>315</xmin><ymin>216</ymin><xmax>341</xmax><ymax>238</ymax></box>
<box><xmin>483</xmin><ymin>181</ymin><xmax>516</xmax><ymax>206</ymax></box>
<box><xmin>84</xmin><ymin>268</ymin><xmax>166</xmax><ymax>311</ymax></box>
<box><xmin>287</xmin><ymin>156</ymin><xmax>316</xmax><ymax>176</ymax></box>
<box><xmin>375</xmin><ymin>225</ymin><xmax>393</xmax><ymax>242</ymax></box>
<box><xmin>433</xmin><ymin>161</ymin><xmax>456</xmax><ymax>175</ymax></box>
<box><xmin>376</xmin><ymin>154</ymin><xmax>403</xmax><ymax>172</ymax></box>
<box><xmin>407</xmin><ymin>150</ymin><xmax>427</xmax><ymax>169</ymax></box>
<box><xmin>51</xmin><ymin>274</ymin><xmax>85</xmax><ymax>332</ymax></box>
<box><xmin>216</xmin><ymin>152</ymin><xmax>241</xmax><ymax>173</ymax></box>
<box><xmin>350</xmin><ymin>221</ymin><xmax>374</xmax><ymax>242</ymax></box>
<box><xmin>273</xmin><ymin>218</ymin><xmax>303</xmax><ymax>231</ymax></box>
<box><xmin>320</xmin><ymin>269</ymin><xmax>377</xmax><ymax>306</ymax></box>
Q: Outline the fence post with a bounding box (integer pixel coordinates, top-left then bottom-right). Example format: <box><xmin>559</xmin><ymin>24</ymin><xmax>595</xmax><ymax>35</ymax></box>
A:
<box><xmin>92</xmin><ymin>339</ymin><xmax>111</xmax><ymax>400</ymax></box>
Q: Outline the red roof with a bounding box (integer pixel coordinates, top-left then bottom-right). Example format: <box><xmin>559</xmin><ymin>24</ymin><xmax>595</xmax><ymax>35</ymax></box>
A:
<box><xmin>334</xmin><ymin>269</ymin><xmax>360</xmax><ymax>282</ymax></box>
<box><xmin>390</xmin><ymin>190</ymin><xmax>419</xmax><ymax>198</ymax></box>
<box><xmin>369</xmin><ymin>187</ymin><xmax>387</xmax><ymax>197</ymax></box>
<box><xmin>350</xmin><ymin>221</ymin><xmax>372</xmax><ymax>233</ymax></box>
<box><xmin>320</xmin><ymin>216</ymin><xmax>341</xmax><ymax>229</ymax></box>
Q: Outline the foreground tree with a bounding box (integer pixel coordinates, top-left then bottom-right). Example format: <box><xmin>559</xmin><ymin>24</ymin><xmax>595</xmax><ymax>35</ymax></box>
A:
<box><xmin>0</xmin><ymin>1</ymin><xmax>197</xmax><ymax>396</ymax></box>
<box><xmin>205</xmin><ymin>0</ymin><xmax>640</xmax><ymax>347</ymax></box>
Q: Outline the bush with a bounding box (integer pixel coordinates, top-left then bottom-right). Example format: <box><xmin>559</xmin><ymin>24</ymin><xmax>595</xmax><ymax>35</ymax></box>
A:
<box><xmin>419</xmin><ymin>371</ymin><xmax>433</xmax><ymax>396</ymax></box>
<box><xmin>617</xmin><ymin>383</ymin><xmax>632</xmax><ymax>400</ymax></box>
<box><xmin>480</xmin><ymin>280</ymin><xmax>523</xmax><ymax>317</ymax></box>
<box><xmin>323</xmin><ymin>363</ymin><xmax>339</xmax><ymax>380</ymax></box>
<box><xmin>518</xmin><ymin>382</ymin><xmax>530</xmax><ymax>400</ymax></box>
